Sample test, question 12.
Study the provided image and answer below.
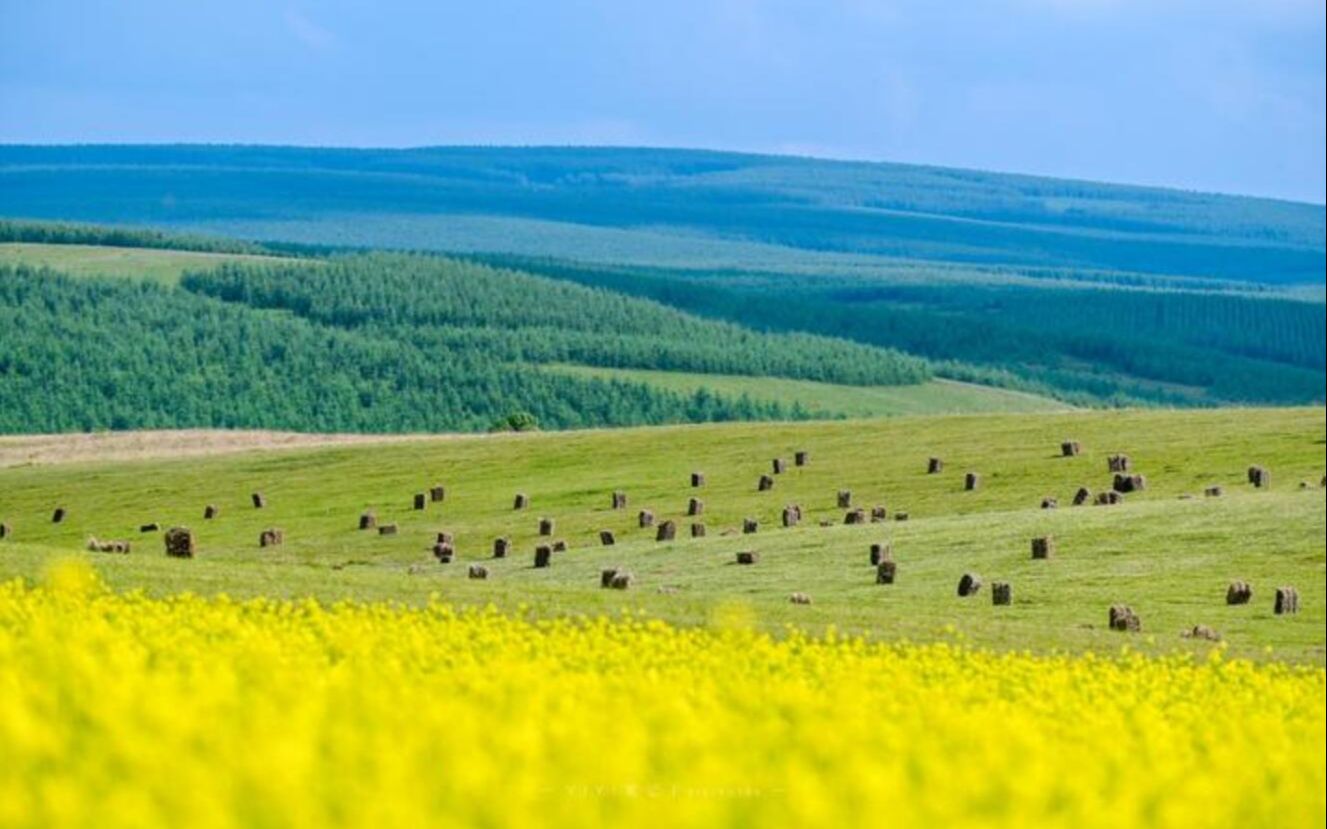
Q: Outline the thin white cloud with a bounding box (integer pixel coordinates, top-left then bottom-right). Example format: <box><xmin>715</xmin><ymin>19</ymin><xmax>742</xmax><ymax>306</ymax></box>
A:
<box><xmin>284</xmin><ymin>9</ymin><xmax>335</xmax><ymax>50</ymax></box>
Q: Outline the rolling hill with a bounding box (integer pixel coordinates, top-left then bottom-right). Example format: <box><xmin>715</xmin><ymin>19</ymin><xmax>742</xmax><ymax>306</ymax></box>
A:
<box><xmin>2</xmin><ymin>145</ymin><xmax>1322</xmax><ymax>407</ymax></box>
<box><xmin>1</xmin><ymin>407</ymin><xmax>1322</xmax><ymax>662</ymax></box>
<box><xmin>4</xmin><ymin>225</ymin><xmax>1073</xmax><ymax>434</ymax></box>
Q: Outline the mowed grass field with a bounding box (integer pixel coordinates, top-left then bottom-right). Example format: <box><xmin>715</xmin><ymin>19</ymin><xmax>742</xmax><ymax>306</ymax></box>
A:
<box><xmin>1</xmin><ymin>408</ymin><xmax>1323</xmax><ymax>663</ymax></box>
<box><xmin>545</xmin><ymin>364</ymin><xmax>1070</xmax><ymax>417</ymax></box>
<box><xmin>0</xmin><ymin>242</ymin><xmax>296</xmax><ymax>283</ymax></box>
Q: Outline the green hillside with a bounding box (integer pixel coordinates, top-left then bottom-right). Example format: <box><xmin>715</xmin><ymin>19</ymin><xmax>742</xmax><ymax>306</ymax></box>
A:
<box><xmin>544</xmin><ymin>365</ymin><xmax>1069</xmax><ymax>417</ymax></box>
<box><xmin>1</xmin><ymin>408</ymin><xmax>1322</xmax><ymax>663</ymax></box>
<box><xmin>2</xmin><ymin>146</ymin><xmax>1321</xmax><ymax>407</ymax></box>
<box><xmin>0</xmin><ymin>242</ymin><xmax>295</xmax><ymax>284</ymax></box>
<box><xmin>2</xmin><ymin>238</ymin><xmax>964</xmax><ymax>433</ymax></box>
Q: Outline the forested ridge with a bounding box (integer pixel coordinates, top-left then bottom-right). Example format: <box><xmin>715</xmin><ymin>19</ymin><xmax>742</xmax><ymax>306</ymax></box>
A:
<box><xmin>0</xmin><ymin>264</ymin><xmax>820</xmax><ymax>433</ymax></box>
<box><xmin>479</xmin><ymin>255</ymin><xmax>1326</xmax><ymax>406</ymax></box>
<box><xmin>183</xmin><ymin>255</ymin><xmax>929</xmax><ymax>387</ymax></box>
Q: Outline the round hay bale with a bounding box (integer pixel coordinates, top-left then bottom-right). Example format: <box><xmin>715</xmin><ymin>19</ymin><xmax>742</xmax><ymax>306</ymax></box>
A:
<box><xmin>957</xmin><ymin>572</ymin><xmax>982</xmax><ymax>597</ymax></box>
<box><xmin>163</xmin><ymin>527</ymin><xmax>196</xmax><ymax>558</ymax></box>
<box><xmin>467</xmin><ymin>564</ymin><xmax>489</xmax><ymax>580</ymax></box>
<box><xmin>492</xmin><ymin>537</ymin><xmax>511</xmax><ymax>558</ymax></box>
<box><xmin>1031</xmin><ymin>536</ymin><xmax>1055</xmax><ymax>560</ymax></box>
<box><xmin>876</xmin><ymin>560</ymin><xmax>897</xmax><ymax>584</ymax></box>
<box><xmin>992</xmin><ymin>582</ymin><xmax>1012</xmax><ymax>606</ymax></box>
<box><xmin>735</xmin><ymin>551</ymin><xmax>759</xmax><ymax>565</ymax></box>
<box><xmin>789</xmin><ymin>592</ymin><xmax>812</xmax><ymax>605</ymax></box>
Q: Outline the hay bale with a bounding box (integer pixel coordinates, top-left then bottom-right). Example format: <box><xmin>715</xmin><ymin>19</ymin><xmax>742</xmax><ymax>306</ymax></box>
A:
<box><xmin>204</xmin><ymin>504</ymin><xmax>220</xmax><ymax>520</ymax></box>
<box><xmin>1108</xmin><ymin>605</ymin><xmax>1141</xmax><ymax>632</ymax></box>
<box><xmin>844</xmin><ymin>509</ymin><xmax>866</xmax><ymax>525</ymax></box>
<box><xmin>610</xmin><ymin>572</ymin><xmax>633</xmax><ymax>590</ymax></box>
<box><xmin>837</xmin><ymin>490</ymin><xmax>852</xmax><ymax>508</ymax></box>
<box><xmin>876</xmin><ymin>561</ymin><xmax>897</xmax><ymax>584</ymax></box>
<box><xmin>758</xmin><ymin>474</ymin><xmax>775</xmax><ymax>492</ymax></box>
<box><xmin>0</xmin><ymin>521</ymin><xmax>11</xmax><ymax>539</ymax></box>
<box><xmin>992</xmin><ymin>582</ymin><xmax>1012</xmax><ymax>606</ymax></box>
<box><xmin>927</xmin><ymin>457</ymin><xmax>943</xmax><ymax>474</ymax></box>
<box><xmin>163</xmin><ymin>527</ymin><xmax>196</xmax><ymax>558</ymax></box>
<box><xmin>1248</xmin><ymin>465</ymin><xmax>1271</xmax><ymax>489</ymax></box>
<box><xmin>534</xmin><ymin>545</ymin><xmax>553</xmax><ymax>568</ymax></box>
<box><xmin>1202</xmin><ymin>485</ymin><xmax>1224</xmax><ymax>497</ymax></box>
<box><xmin>1226</xmin><ymin>581</ymin><xmax>1252</xmax><ymax>605</ymax></box>
<box><xmin>736</xmin><ymin>551</ymin><xmax>759</xmax><ymax>565</ymax></box>
<box><xmin>599</xmin><ymin>530</ymin><xmax>616</xmax><ymax>546</ymax></box>
<box><xmin>513</xmin><ymin>493</ymin><xmax>529</xmax><ymax>510</ymax></box>
<box><xmin>690</xmin><ymin>523</ymin><xmax>706</xmax><ymax>538</ymax></box>
<box><xmin>1107</xmin><ymin>455</ymin><xmax>1131</xmax><ymax>473</ymax></box>
<box><xmin>794</xmin><ymin>451</ymin><xmax>809</xmax><ymax>467</ymax></box>
<box><xmin>957</xmin><ymin>572</ymin><xmax>982</xmax><ymax>597</ymax></box>
<box><xmin>600</xmin><ymin>568</ymin><xmax>619</xmax><ymax>588</ymax></box>
<box><xmin>1112</xmin><ymin>473</ymin><xmax>1146</xmax><ymax>494</ymax></box>
<box><xmin>430</xmin><ymin>485</ymin><xmax>446</xmax><ymax>503</ymax></box>
<box><xmin>772</xmin><ymin>458</ymin><xmax>787</xmax><ymax>475</ymax></box>
<box><xmin>1041</xmin><ymin>497</ymin><xmax>1058</xmax><ymax>510</ymax></box>
<box><xmin>1031</xmin><ymin>536</ymin><xmax>1055</xmax><ymax>560</ymax></box>
<box><xmin>691</xmin><ymin>472</ymin><xmax>705</xmax><ymax>487</ymax></box>
<box><xmin>139</xmin><ymin>523</ymin><xmax>160</xmax><ymax>533</ymax></box>
<box><xmin>251</xmin><ymin>492</ymin><xmax>266</xmax><ymax>509</ymax></box>
<box><xmin>742</xmin><ymin>518</ymin><xmax>759</xmax><ymax>534</ymax></box>
<box><xmin>964</xmin><ymin>472</ymin><xmax>981</xmax><ymax>491</ymax></box>
<box><xmin>52</xmin><ymin>507</ymin><xmax>66</xmax><ymax>524</ymax></box>
<box><xmin>378</xmin><ymin>523</ymin><xmax>398</xmax><ymax>536</ymax></box>
<box><xmin>656</xmin><ymin>520</ymin><xmax>677</xmax><ymax>542</ymax></box>
<box><xmin>259</xmin><ymin>528</ymin><xmax>284</xmax><ymax>547</ymax></box>
<box><xmin>1183</xmin><ymin>625</ymin><xmax>1221</xmax><ymax>642</ymax></box>
<box><xmin>782</xmin><ymin>505</ymin><xmax>801</xmax><ymax>528</ymax></box>
<box><xmin>869</xmin><ymin>542</ymin><xmax>892</xmax><ymax>566</ymax></box>
<box><xmin>612</xmin><ymin>491</ymin><xmax>628</xmax><ymax>510</ymax></box>
<box><xmin>1072</xmin><ymin>487</ymin><xmax>1092</xmax><ymax>506</ymax></box>
<box><xmin>413</xmin><ymin>493</ymin><xmax>427</xmax><ymax>510</ymax></box>
<box><xmin>789</xmin><ymin>592</ymin><xmax>812</xmax><ymax>605</ymax></box>
<box><xmin>1094</xmin><ymin>491</ymin><xmax>1123</xmax><ymax>506</ymax></box>
<box><xmin>87</xmin><ymin>537</ymin><xmax>131</xmax><ymax>554</ymax></box>
<box><xmin>493</xmin><ymin>537</ymin><xmax>511</xmax><ymax>558</ymax></box>
<box><xmin>358</xmin><ymin>511</ymin><xmax>377</xmax><ymax>530</ymax></box>
<box><xmin>688</xmin><ymin>497</ymin><xmax>704</xmax><ymax>516</ymax></box>
<box><xmin>893</xmin><ymin>512</ymin><xmax>909</xmax><ymax>522</ymax></box>
<box><xmin>552</xmin><ymin>540</ymin><xmax>568</xmax><ymax>552</ymax></box>
<box><xmin>468</xmin><ymin>565</ymin><xmax>488</xmax><ymax>580</ymax></box>
<box><xmin>1061</xmin><ymin>440</ymin><xmax>1082</xmax><ymax>457</ymax></box>
<box><xmin>1274</xmin><ymin>586</ymin><xmax>1299</xmax><ymax>615</ymax></box>
<box><xmin>432</xmin><ymin>543</ymin><xmax>454</xmax><ymax>563</ymax></box>
<box><xmin>870</xmin><ymin>506</ymin><xmax>887</xmax><ymax>522</ymax></box>
<box><xmin>638</xmin><ymin>510</ymin><xmax>655</xmax><ymax>528</ymax></box>
<box><xmin>538</xmin><ymin>517</ymin><xmax>554</xmax><ymax>536</ymax></box>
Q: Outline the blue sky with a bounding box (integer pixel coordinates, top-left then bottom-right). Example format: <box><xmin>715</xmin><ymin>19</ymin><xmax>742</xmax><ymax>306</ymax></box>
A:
<box><xmin>1</xmin><ymin>0</ymin><xmax>1323</xmax><ymax>202</ymax></box>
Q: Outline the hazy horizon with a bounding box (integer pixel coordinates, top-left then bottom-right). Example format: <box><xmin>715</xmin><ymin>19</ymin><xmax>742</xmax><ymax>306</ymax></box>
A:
<box><xmin>2</xmin><ymin>1</ymin><xmax>1324</xmax><ymax>203</ymax></box>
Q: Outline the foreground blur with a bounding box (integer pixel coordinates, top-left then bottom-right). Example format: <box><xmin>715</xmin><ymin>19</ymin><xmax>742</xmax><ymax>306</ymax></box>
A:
<box><xmin>1</xmin><ymin>563</ymin><xmax>1322</xmax><ymax>829</ymax></box>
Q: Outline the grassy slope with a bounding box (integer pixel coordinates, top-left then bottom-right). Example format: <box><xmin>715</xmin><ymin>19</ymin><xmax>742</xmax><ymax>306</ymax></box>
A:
<box><xmin>1</xmin><ymin>408</ymin><xmax>1323</xmax><ymax>663</ymax></box>
<box><xmin>0</xmin><ymin>242</ymin><xmax>296</xmax><ymax>283</ymax></box>
<box><xmin>545</xmin><ymin>364</ymin><xmax>1070</xmax><ymax>417</ymax></box>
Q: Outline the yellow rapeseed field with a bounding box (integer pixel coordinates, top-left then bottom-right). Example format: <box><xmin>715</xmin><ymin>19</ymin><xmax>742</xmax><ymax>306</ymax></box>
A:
<box><xmin>1</xmin><ymin>563</ymin><xmax>1323</xmax><ymax>829</ymax></box>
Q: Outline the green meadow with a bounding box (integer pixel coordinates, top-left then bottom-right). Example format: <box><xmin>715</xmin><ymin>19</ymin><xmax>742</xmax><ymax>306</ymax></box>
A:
<box><xmin>2</xmin><ymin>407</ymin><xmax>1322</xmax><ymax>663</ymax></box>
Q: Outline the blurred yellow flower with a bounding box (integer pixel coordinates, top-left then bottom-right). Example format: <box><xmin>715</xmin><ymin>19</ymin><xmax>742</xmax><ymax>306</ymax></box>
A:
<box><xmin>0</xmin><ymin>575</ymin><xmax>1321</xmax><ymax>829</ymax></box>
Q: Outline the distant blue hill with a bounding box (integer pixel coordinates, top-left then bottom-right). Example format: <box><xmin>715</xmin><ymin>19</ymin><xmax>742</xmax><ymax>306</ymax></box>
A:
<box><xmin>1</xmin><ymin>144</ymin><xmax>1322</xmax><ymax>284</ymax></box>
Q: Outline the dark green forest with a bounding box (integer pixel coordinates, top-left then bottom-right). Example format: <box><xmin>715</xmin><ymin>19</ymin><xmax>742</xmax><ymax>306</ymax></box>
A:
<box><xmin>0</xmin><ymin>263</ymin><xmax>817</xmax><ymax>433</ymax></box>
<box><xmin>1</xmin><ymin>146</ymin><xmax>1323</xmax><ymax>418</ymax></box>
<box><xmin>183</xmin><ymin>255</ymin><xmax>928</xmax><ymax>387</ymax></box>
<box><xmin>477</xmin><ymin>256</ymin><xmax>1325</xmax><ymax>406</ymax></box>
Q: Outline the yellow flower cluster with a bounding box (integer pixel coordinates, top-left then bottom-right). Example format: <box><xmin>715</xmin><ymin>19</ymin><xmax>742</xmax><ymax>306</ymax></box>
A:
<box><xmin>1</xmin><ymin>563</ymin><xmax>1322</xmax><ymax>829</ymax></box>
